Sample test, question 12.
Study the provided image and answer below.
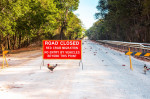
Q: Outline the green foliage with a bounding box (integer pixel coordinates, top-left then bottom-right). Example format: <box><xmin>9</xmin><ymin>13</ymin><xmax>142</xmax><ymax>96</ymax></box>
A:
<box><xmin>66</xmin><ymin>12</ymin><xmax>82</xmax><ymax>39</ymax></box>
<box><xmin>54</xmin><ymin>0</ymin><xmax>80</xmax><ymax>40</ymax></box>
<box><xmin>0</xmin><ymin>0</ymin><xmax>83</xmax><ymax>50</ymax></box>
<box><xmin>87</xmin><ymin>0</ymin><xmax>150</xmax><ymax>43</ymax></box>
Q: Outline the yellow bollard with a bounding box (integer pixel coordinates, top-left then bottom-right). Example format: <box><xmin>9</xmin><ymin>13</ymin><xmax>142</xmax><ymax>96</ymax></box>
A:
<box><xmin>4</xmin><ymin>54</ymin><xmax>8</xmax><ymax>67</ymax></box>
<box><xmin>129</xmin><ymin>55</ymin><xmax>133</xmax><ymax>70</ymax></box>
<box><xmin>1</xmin><ymin>45</ymin><xmax>9</xmax><ymax>69</ymax></box>
<box><xmin>2</xmin><ymin>46</ymin><xmax>4</xmax><ymax>69</ymax></box>
<box><xmin>2</xmin><ymin>52</ymin><xmax>4</xmax><ymax>69</ymax></box>
<box><xmin>129</xmin><ymin>48</ymin><xmax>133</xmax><ymax>71</ymax></box>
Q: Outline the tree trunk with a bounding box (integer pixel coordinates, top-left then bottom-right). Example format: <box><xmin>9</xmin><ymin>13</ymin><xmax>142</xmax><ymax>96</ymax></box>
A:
<box><xmin>60</xmin><ymin>8</ymin><xmax>68</xmax><ymax>40</ymax></box>
<box><xmin>28</xmin><ymin>36</ymin><xmax>30</xmax><ymax>46</ymax></box>
<box><xmin>12</xmin><ymin>33</ymin><xmax>17</xmax><ymax>50</ymax></box>
<box><xmin>60</xmin><ymin>23</ymin><xmax>64</xmax><ymax>40</ymax></box>
<box><xmin>19</xmin><ymin>33</ymin><xmax>21</xmax><ymax>48</ymax></box>
<box><xmin>7</xmin><ymin>35</ymin><xmax>10</xmax><ymax>50</ymax></box>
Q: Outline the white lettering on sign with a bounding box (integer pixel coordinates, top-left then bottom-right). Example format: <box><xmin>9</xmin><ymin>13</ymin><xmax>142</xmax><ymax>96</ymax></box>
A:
<box><xmin>60</xmin><ymin>51</ymin><xmax>64</xmax><ymax>54</ymax></box>
<box><xmin>43</xmin><ymin>40</ymin><xmax>81</xmax><ymax>59</ymax></box>
<box><xmin>53</xmin><ymin>46</ymin><xmax>61</xmax><ymax>49</ymax></box>
<box><xmin>60</xmin><ymin>41</ymin><xmax>79</xmax><ymax>45</ymax></box>
<box><xmin>68</xmin><ymin>55</ymin><xmax>76</xmax><ymax>57</ymax></box>
<box><xmin>61</xmin><ymin>55</ymin><xmax>67</xmax><ymax>57</ymax></box>
<box><xmin>46</xmin><ymin>46</ymin><xmax>52</xmax><ymax>49</ymax></box>
<box><xmin>47</xmin><ymin>55</ymin><xmax>51</xmax><ymax>57</ymax></box>
<box><xmin>52</xmin><ymin>55</ymin><xmax>59</xmax><ymax>57</ymax></box>
<box><xmin>45</xmin><ymin>41</ymin><xmax>58</xmax><ymax>45</ymax></box>
<box><xmin>44</xmin><ymin>51</ymin><xmax>49</xmax><ymax>54</ymax></box>
<box><xmin>65</xmin><ymin>51</ymin><xmax>80</xmax><ymax>54</ymax></box>
<box><xmin>49</xmin><ymin>51</ymin><xmax>59</xmax><ymax>54</ymax></box>
<box><xmin>62</xmin><ymin>47</ymin><xmax>78</xmax><ymax>49</ymax></box>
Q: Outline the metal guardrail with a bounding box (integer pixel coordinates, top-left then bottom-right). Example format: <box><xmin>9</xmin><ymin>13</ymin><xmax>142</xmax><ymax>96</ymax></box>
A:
<box><xmin>97</xmin><ymin>40</ymin><xmax>150</xmax><ymax>53</ymax></box>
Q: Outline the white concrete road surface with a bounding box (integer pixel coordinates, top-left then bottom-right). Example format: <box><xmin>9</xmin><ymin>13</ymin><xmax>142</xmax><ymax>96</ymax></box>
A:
<box><xmin>0</xmin><ymin>40</ymin><xmax>150</xmax><ymax>99</ymax></box>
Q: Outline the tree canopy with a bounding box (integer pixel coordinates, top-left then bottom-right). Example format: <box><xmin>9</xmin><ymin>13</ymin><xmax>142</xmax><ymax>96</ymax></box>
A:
<box><xmin>86</xmin><ymin>0</ymin><xmax>150</xmax><ymax>43</ymax></box>
<box><xmin>0</xmin><ymin>0</ymin><xmax>83</xmax><ymax>50</ymax></box>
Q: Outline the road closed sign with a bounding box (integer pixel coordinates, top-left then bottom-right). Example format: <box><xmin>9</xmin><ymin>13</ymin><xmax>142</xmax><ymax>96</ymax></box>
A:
<box><xmin>43</xmin><ymin>40</ymin><xmax>82</xmax><ymax>60</ymax></box>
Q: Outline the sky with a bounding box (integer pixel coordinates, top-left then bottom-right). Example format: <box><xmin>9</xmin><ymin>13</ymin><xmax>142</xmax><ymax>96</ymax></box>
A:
<box><xmin>74</xmin><ymin>0</ymin><xmax>99</xmax><ymax>29</ymax></box>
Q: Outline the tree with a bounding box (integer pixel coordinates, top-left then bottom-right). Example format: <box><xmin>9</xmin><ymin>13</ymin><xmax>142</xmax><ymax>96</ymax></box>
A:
<box><xmin>66</xmin><ymin>12</ymin><xmax>82</xmax><ymax>39</ymax></box>
<box><xmin>54</xmin><ymin>0</ymin><xmax>79</xmax><ymax>40</ymax></box>
<box><xmin>86</xmin><ymin>0</ymin><xmax>150</xmax><ymax>43</ymax></box>
<box><xmin>0</xmin><ymin>0</ymin><xmax>83</xmax><ymax>50</ymax></box>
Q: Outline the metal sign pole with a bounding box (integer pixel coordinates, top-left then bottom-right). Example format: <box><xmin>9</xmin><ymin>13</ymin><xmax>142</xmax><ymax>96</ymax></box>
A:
<box><xmin>40</xmin><ymin>60</ymin><xmax>44</xmax><ymax>70</ymax></box>
<box><xmin>43</xmin><ymin>60</ymin><xmax>44</xmax><ymax>66</ymax></box>
<box><xmin>79</xmin><ymin>60</ymin><xmax>83</xmax><ymax>70</ymax></box>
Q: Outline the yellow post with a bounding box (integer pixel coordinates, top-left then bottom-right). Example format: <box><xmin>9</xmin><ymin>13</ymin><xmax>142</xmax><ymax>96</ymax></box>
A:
<box><xmin>2</xmin><ymin>51</ymin><xmax>4</xmax><ymax>69</ymax></box>
<box><xmin>1</xmin><ymin>45</ymin><xmax>8</xmax><ymax>68</ymax></box>
<box><xmin>4</xmin><ymin>55</ymin><xmax>8</xmax><ymax>67</ymax></box>
<box><xmin>129</xmin><ymin>48</ymin><xmax>133</xmax><ymax>71</ymax></box>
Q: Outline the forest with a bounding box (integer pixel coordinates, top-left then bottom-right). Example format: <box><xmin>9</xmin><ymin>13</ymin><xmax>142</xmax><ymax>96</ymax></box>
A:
<box><xmin>86</xmin><ymin>0</ymin><xmax>150</xmax><ymax>43</ymax></box>
<box><xmin>0</xmin><ymin>0</ymin><xmax>84</xmax><ymax>50</ymax></box>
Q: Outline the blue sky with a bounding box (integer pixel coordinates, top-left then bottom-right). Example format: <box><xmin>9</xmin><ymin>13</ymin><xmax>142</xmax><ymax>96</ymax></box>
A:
<box><xmin>74</xmin><ymin>0</ymin><xmax>99</xmax><ymax>29</ymax></box>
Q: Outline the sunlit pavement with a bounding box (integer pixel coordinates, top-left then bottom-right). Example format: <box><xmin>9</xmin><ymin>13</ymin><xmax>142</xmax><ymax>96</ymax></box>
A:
<box><xmin>0</xmin><ymin>40</ymin><xmax>150</xmax><ymax>99</ymax></box>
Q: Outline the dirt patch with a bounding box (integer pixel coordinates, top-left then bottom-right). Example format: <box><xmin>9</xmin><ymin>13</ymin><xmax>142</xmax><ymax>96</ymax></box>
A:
<box><xmin>9</xmin><ymin>46</ymin><xmax>42</xmax><ymax>54</ymax></box>
<box><xmin>0</xmin><ymin>47</ymin><xmax>42</xmax><ymax>68</ymax></box>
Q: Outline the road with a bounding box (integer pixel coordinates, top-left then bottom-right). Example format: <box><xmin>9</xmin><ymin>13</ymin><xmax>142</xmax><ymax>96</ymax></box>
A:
<box><xmin>0</xmin><ymin>40</ymin><xmax>150</xmax><ymax>99</ymax></box>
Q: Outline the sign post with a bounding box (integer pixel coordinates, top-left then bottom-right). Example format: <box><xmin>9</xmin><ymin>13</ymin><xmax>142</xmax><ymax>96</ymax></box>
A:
<box><xmin>42</xmin><ymin>40</ymin><xmax>83</xmax><ymax>69</ymax></box>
